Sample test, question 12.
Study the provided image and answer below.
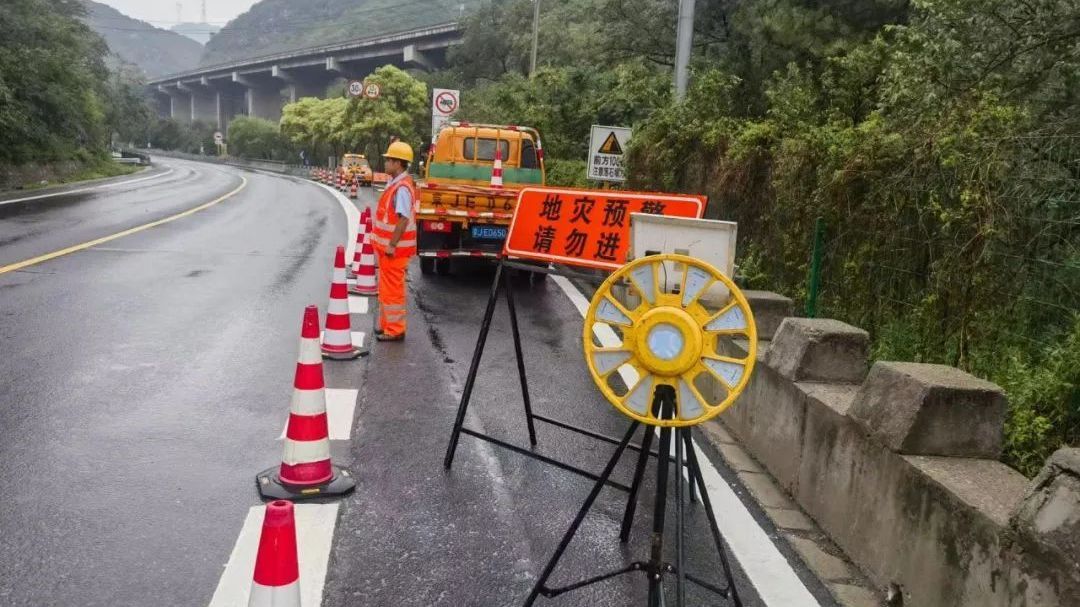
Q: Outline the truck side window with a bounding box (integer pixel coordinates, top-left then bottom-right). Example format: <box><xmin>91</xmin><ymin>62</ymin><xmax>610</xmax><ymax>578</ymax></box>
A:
<box><xmin>520</xmin><ymin>139</ymin><xmax>538</xmax><ymax>169</ymax></box>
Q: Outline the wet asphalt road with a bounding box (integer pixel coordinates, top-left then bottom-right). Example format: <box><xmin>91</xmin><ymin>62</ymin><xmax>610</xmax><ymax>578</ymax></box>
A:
<box><xmin>0</xmin><ymin>157</ymin><xmax>826</xmax><ymax>606</ymax></box>
<box><xmin>322</xmin><ymin>264</ymin><xmax>789</xmax><ymax>606</ymax></box>
<box><xmin>0</xmin><ymin>158</ymin><xmax>349</xmax><ymax>606</ymax></box>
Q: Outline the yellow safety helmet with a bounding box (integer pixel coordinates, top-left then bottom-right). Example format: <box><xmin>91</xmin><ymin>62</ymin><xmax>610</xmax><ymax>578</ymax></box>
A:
<box><xmin>383</xmin><ymin>141</ymin><xmax>414</xmax><ymax>163</ymax></box>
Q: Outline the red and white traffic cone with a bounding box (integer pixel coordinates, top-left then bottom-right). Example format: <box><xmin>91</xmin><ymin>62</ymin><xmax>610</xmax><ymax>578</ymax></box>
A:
<box><xmin>349</xmin><ymin>234</ymin><xmax>378</xmax><ymax>296</ymax></box>
<box><xmin>349</xmin><ymin>180</ymin><xmax>358</xmax><ymax>199</ymax></box>
<box><xmin>256</xmin><ymin>305</ymin><xmax>356</xmax><ymax>500</ymax></box>
<box><xmin>248</xmin><ymin>500</ymin><xmax>301</xmax><ymax>607</ymax></box>
<box><xmin>348</xmin><ymin>208</ymin><xmax>370</xmax><ymax>278</ymax></box>
<box><xmin>490</xmin><ymin>147</ymin><xmax>504</xmax><ymax>189</ymax></box>
<box><xmin>322</xmin><ymin>245</ymin><xmax>363</xmax><ymax>360</ymax></box>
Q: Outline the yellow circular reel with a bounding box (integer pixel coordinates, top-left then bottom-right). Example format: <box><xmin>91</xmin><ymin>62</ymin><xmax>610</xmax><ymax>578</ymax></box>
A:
<box><xmin>583</xmin><ymin>254</ymin><xmax>757</xmax><ymax>427</ymax></box>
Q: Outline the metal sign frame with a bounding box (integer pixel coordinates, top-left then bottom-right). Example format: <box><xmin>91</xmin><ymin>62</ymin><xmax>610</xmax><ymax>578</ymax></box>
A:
<box><xmin>443</xmin><ymin>260</ymin><xmax>704</xmax><ymax>493</ymax></box>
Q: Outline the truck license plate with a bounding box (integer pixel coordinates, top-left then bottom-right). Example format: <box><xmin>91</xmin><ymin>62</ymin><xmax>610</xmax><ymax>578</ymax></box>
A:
<box><xmin>471</xmin><ymin>225</ymin><xmax>508</xmax><ymax>240</ymax></box>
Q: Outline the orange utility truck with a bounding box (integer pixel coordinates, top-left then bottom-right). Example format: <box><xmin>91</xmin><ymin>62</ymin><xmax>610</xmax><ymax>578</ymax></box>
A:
<box><xmin>417</xmin><ymin>123</ymin><xmax>546</xmax><ymax>276</ymax></box>
<box><xmin>341</xmin><ymin>153</ymin><xmax>374</xmax><ymax>186</ymax></box>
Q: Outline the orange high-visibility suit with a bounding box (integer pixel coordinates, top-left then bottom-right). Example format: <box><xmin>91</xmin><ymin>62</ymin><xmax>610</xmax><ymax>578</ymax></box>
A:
<box><xmin>370</xmin><ymin>173</ymin><xmax>419</xmax><ymax>337</ymax></box>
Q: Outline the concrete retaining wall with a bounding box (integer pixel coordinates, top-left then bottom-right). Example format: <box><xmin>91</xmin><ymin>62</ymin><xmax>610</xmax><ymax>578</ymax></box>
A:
<box><xmin>721</xmin><ymin>295</ymin><xmax>1080</xmax><ymax>606</ymax></box>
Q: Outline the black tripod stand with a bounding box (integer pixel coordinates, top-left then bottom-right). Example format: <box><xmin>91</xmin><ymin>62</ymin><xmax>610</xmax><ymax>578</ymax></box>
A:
<box><xmin>524</xmin><ymin>386</ymin><xmax>743</xmax><ymax>606</ymax></box>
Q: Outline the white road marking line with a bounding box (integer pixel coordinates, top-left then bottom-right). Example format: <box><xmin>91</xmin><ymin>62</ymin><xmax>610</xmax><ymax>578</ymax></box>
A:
<box><xmin>208</xmin><ymin>503</ymin><xmax>339</xmax><ymax>607</ymax></box>
<box><xmin>347</xmin><ymin>295</ymin><xmax>369</xmax><ymax>315</ymax></box>
<box><xmin>550</xmin><ymin>274</ymin><xmax>821</xmax><ymax>607</ymax></box>
<box><xmin>0</xmin><ymin>168</ymin><xmax>175</xmax><ymax>206</ymax></box>
<box><xmin>311</xmin><ymin>181</ymin><xmax>359</xmax><ymax>265</ymax></box>
<box><xmin>280</xmin><ymin>388</ymin><xmax>359</xmax><ymax>440</ymax></box>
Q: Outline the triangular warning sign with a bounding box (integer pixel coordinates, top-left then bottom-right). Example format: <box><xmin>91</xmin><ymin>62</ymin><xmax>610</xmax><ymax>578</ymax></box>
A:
<box><xmin>599</xmin><ymin>132</ymin><xmax>623</xmax><ymax>155</ymax></box>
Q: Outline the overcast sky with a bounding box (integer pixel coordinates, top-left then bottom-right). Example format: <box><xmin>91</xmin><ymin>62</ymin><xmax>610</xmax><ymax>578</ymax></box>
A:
<box><xmin>96</xmin><ymin>0</ymin><xmax>261</xmax><ymax>26</ymax></box>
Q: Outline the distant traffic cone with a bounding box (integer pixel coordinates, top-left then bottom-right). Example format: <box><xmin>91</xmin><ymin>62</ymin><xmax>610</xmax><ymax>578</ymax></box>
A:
<box><xmin>349</xmin><ymin>233</ymin><xmax>378</xmax><ymax>296</ymax></box>
<box><xmin>490</xmin><ymin>147</ymin><xmax>504</xmax><ymax>189</ymax></box>
<box><xmin>256</xmin><ymin>306</ymin><xmax>356</xmax><ymax>500</ymax></box>
<box><xmin>248</xmin><ymin>500</ymin><xmax>301</xmax><ymax>607</ymax></box>
<box><xmin>322</xmin><ymin>246</ymin><xmax>363</xmax><ymax>360</ymax></box>
<box><xmin>349</xmin><ymin>180</ymin><xmax>358</xmax><ymax>198</ymax></box>
<box><xmin>348</xmin><ymin>208</ymin><xmax>370</xmax><ymax>277</ymax></box>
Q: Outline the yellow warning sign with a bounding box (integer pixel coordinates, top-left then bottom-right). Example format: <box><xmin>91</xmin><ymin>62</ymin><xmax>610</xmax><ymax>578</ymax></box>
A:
<box><xmin>599</xmin><ymin>132</ymin><xmax>623</xmax><ymax>155</ymax></box>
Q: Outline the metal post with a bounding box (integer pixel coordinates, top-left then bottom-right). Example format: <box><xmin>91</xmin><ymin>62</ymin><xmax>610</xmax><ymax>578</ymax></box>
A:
<box><xmin>443</xmin><ymin>261</ymin><xmax>504</xmax><ymax>469</ymax></box>
<box><xmin>673</xmin><ymin>0</ymin><xmax>696</xmax><ymax>100</ymax></box>
<box><xmin>530</xmin><ymin>0</ymin><xmax>541</xmax><ymax>76</ymax></box>
<box><xmin>504</xmin><ymin>267</ymin><xmax>537</xmax><ymax>446</ymax></box>
<box><xmin>806</xmin><ymin>217</ymin><xmax>825</xmax><ymax>318</ymax></box>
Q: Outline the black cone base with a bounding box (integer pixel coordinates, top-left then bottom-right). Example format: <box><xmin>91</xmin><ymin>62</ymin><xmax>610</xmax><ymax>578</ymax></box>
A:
<box><xmin>256</xmin><ymin>465</ymin><xmax>356</xmax><ymax>501</ymax></box>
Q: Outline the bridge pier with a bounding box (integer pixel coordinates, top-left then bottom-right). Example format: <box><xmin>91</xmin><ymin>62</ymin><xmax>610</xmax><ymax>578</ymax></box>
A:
<box><xmin>189</xmin><ymin>80</ymin><xmax>220</xmax><ymax>127</ymax></box>
<box><xmin>232</xmin><ymin>72</ymin><xmax>286</xmax><ymax>122</ymax></box>
<box><xmin>163</xmin><ymin>85</ymin><xmax>193</xmax><ymax>124</ymax></box>
<box><xmin>403</xmin><ymin>44</ymin><xmax>435</xmax><ymax>71</ymax></box>
<box><xmin>272</xmin><ymin>66</ymin><xmax>327</xmax><ymax>103</ymax></box>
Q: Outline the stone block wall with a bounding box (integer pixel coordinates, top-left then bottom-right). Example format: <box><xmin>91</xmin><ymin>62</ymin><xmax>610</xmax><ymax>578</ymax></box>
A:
<box><xmin>717</xmin><ymin>301</ymin><xmax>1080</xmax><ymax>606</ymax></box>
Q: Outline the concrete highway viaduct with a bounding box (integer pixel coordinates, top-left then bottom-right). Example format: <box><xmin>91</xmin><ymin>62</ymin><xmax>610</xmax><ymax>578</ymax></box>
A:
<box><xmin>148</xmin><ymin>23</ymin><xmax>460</xmax><ymax>128</ymax></box>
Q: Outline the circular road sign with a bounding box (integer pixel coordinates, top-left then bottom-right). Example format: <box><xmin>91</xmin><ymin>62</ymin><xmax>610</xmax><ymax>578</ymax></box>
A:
<box><xmin>213</xmin><ymin>131</ymin><xmax>224</xmax><ymax>144</ymax></box>
<box><xmin>434</xmin><ymin>90</ymin><xmax>458</xmax><ymax>115</ymax></box>
<box><xmin>348</xmin><ymin>80</ymin><xmax>364</xmax><ymax>98</ymax></box>
<box><xmin>363</xmin><ymin>82</ymin><xmax>381</xmax><ymax>99</ymax></box>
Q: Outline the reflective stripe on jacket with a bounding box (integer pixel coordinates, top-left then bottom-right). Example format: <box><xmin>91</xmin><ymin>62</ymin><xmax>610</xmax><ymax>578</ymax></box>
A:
<box><xmin>370</xmin><ymin>174</ymin><xmax>419</xmax><ymax>257</ymax></box>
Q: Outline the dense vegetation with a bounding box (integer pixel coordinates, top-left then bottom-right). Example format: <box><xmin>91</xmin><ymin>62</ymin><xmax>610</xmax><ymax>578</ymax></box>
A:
<box><xmin>201</xmin><ymin>0</ymin><xmax>482</xmax><ymax>66</ymax></box>
<box><xmin>0</xmin><ymin>0</ymin><xmax>153</xmax><ymax>186</ymax></box>
<box><xmin>438</xmin><ymin>0</ymin><xmax>1080</xmax><ymax>475</ymax></box>
<box><xmin>80</xmin><ymin>1</ymin><xmax>203</xmax><ymax>78</ymax></box>
<box><xmin>279</xmin><ymin>66</ymin><xmax>429</xmax><ymax>165</ymax></box>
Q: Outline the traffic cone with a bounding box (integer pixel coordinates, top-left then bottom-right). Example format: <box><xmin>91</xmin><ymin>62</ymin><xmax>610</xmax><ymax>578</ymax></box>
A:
<box><xmin>256</xmin><ymin>306</ymin><xmax>356</xmax><ymax>500</ymax></box>
<box><xmin>348</xmin><ymin>208</ymin><xmax>370</xmax><ymax>277</ymax></box>
<box><xmin>490</xmin><ymin>147</ymin><xmax>504</xmax><ymax>189</ymax></box>
<box><xmin>349</xmin><ymin>233</ymin><xmax>378</xmax><ymax>296</ymax></box>
<box><xmin>248</xmin><ymin>500</ymin><xmax>300</xmax><ymax>607</ymax></box>
<box><xmin>322</xmin><ymin>245</ymin><xmax>363</xmax><ymax>360</ymax></box>
<box><xmin>349</xmin><ymin>180</ymin><xmax>358</xmax><ymax>199</ymax></box>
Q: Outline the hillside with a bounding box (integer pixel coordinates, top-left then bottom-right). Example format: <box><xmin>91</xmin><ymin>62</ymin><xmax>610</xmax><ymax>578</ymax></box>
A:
<box><xmin>201</xmin><ymin>0</ymin><xmax>477</xmax><ymax>66</ymax></box>
<box><xmin>81</xmin><ymin>1</ymin><xmax>203</xmax><ymax>78</ymax></box>
<box><xmin>171</xmin><ymin>22</ymin><xmax>222</xmax><ymax>45</ymax></box>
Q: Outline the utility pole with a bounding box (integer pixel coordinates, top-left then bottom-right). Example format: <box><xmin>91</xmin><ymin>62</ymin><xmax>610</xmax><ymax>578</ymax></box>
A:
<box><xmin>529</xmin><ymin>0</ymin><xmax>541</xmax><ymax>76</ymax></box>
<box><xmin>673</xmin><ymin>0</ymin><xmax>696</xmax><ymax>100</ymax></box>
<box><xmin>175</xmin><ymin>3</ymin><xmax>183</xmax><ymax>25</ymax></box>
<box><xmin>201</xmin><ymin>0</ymin><xmax>207</xmax><ymax>24</ymax></box>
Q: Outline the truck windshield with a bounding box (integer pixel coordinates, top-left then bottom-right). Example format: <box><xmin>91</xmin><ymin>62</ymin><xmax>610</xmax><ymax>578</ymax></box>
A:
<box><xmin>465</xmin><ymin>138</ymin><xmax>511</xmax><ymax>162</ymax></box>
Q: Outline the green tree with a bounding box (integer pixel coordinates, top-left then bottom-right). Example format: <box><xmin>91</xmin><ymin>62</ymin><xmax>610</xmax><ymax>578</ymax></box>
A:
<box><xmin>0</xmin><ymin>0</ymin><xmax>110</xmax><ymax>163</ymax></box>
<box><xmin>340</xmin><ymin>66</ymin><xmax>428</xmax><ymax>160</ymax></box>
<box><xmin>227</xmin><ymin>116</ymin><xmax>290</xmax><ymax>160</ymax></box>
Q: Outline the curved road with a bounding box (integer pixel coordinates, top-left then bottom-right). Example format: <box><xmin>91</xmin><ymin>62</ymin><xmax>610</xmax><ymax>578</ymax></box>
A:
<box><xmin>0</xmin><ymin>157</ymin><xmax>831</xmax><ymax>606</ymax></box>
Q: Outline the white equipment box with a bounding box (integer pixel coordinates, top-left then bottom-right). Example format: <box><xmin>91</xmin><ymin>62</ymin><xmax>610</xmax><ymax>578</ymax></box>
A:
<box><xmin>628</xmin><ymin>213</ymin><xmax>738</xmax><ymax>305</ymax></box>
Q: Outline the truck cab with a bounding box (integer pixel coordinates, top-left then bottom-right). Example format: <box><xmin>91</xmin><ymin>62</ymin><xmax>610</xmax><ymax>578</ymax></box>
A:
<box><xmin>417</xmin><ymin>123</ymin><xmax>545</xmax><ymax>275</ymax></box>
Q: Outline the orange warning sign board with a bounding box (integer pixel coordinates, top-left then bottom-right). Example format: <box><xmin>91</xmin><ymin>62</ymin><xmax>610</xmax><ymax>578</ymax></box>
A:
<box><xmin>503</xmin><ymin>187</ymin><xmax>707</xmax><ymax>270</ymax></box>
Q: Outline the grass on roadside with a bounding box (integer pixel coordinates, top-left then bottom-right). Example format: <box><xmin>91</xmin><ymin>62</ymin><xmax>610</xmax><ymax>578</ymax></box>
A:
<box><xmin>18</xmin><ymin>158</ymin><xmax>140</xmax><ymax>191</ymax></box>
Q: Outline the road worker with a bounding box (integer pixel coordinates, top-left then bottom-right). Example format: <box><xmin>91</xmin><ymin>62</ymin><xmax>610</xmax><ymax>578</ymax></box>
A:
<box><xmin>370</xmin><ymin>141</ymin><xmax>419</xmax><ymax>342</ymax></box>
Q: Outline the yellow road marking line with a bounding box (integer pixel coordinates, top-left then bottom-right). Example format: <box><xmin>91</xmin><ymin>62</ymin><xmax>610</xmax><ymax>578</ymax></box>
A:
<box><xmin>0</xmin><ymin>176</ymin><xmax>248</xmax><ymax>276</ymax></box>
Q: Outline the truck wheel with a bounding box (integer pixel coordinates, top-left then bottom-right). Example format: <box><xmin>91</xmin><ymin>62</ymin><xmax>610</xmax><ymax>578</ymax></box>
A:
<box><xmin>436</xmin><ymin>258</ymin><xmax>452</xmax><ymax>276</ymax></box>
<box><xmin>420</xmin><ymin>257</ymin><xmax>436</xmax><ymax>275</ymax></box>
